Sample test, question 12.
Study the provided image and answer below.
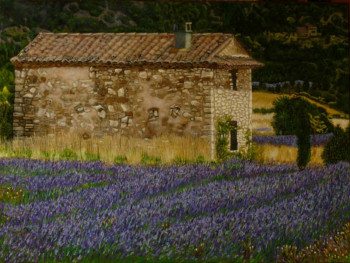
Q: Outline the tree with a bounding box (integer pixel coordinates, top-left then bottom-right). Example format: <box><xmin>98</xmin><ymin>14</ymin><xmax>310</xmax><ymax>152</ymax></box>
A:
<box><xmin>308</xmin><ymin>113</ymin><xmax>327</xmax><ymax>145</ymax></box>
<box><xmin>295</xmin><ymin>98</ymin><xmax>311</xmax><ymax>170</ymax></box>
<box><xmin>0</xmin><ymin>86</ymin><xmax>13</xmax><ymax>140</ymax></box>
<box><xmin>272</xmin><ymin>96</ymin><xmax>333</xmax><ymax>136</ymax></box>
<box><xmin>322</xmin><ymin>125</ymin><xmax>350</xmax><ymax>164</ymax></box>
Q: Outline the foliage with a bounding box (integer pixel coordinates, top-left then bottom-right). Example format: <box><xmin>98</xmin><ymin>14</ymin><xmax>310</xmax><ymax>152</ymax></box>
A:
<box><xmin>216</xmin><ymin>116</ymin><xmax>261</xmax><ymax>163</ymax></box>
<box><xmin>114</xmin><ymin>155</ymin><xmax>128</xmax><ymax>165</ymax></box>
<box><xmin>141</xmin><ymin>153</ymin><xmax>162</xmax><ymax>166</ymax></box>
<box><xmin>85</xmin><ymin>152</ymin><xmax>100</xmax><ymax>161</ymax></box>
<box><xmin>216</xmin><ymin>115</ymin><xmax>238</xmax><ymax>161</ymax></box>
<box><xmin>295</xmin><ymin>101</ymin><xmax>311</xmax><ymax>170</ymax></box>
<box><xmin>0</xmin><ymin>86</ymin><xmax>13</xmax><ymax>140</ymax></box>
<box><xmin>272</xmin><ymin>96</ymin><xmax>333</xmax><ymax>136</ymax></box>
<box><xmin>59</xmin><ymin>147</ymin><xmax>78</xmax><ymax>160</ymax></box>
<box><xmin>253</xmin><ymin>107</ymin><xmax>275</xmax><ymax>114</ymax></box>
<box><xmin>322</xmin><ymin>124</ymin><xmax>350</xmax><ymax>165</ymax></box>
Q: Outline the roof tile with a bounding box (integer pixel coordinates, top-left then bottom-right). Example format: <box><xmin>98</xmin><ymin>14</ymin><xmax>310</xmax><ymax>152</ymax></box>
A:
<box><xmin>11</xmin><ymin>32</ymin><xmax>263</xmax><ymax>68</ymax></box>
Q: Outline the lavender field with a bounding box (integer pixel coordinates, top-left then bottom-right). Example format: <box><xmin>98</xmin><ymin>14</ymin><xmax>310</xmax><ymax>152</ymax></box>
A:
<box><xmin>252</xmin><ymin>133</ymin><xmax>333</xmax><ymax>147</ymax></box>
<box><xmin>0</xmin><ymin>158</ymin><xmax>349</xmax><ymax>262</ymax></box>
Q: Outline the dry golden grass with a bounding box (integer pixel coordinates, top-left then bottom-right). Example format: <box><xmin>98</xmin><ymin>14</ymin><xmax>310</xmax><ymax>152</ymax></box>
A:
<box><xmin>252</xmin><ymin>91</ymin><xmax>346</xmax><ymax>116</ymax></box>
<box><xmin>0</xmin><ymin>132</ymin><xmax>326</xmax><ymax>166</ymax></box>
<box><xmin>252</xmin><ymin>113</ymin><xmax>274</xmax><ymax>135</ymax></box>
<box><xmin>331</xmin><ymin>118</ymin><xmax>350</xmax><ymax>129</ymax></box>
<box><xmin>257</xmin><ymin>144</ymin><xmax>324</xmax><ymax>165</ymax></box>
<box><xmin>0</xmin><ymin>132</ymin><xmax>211</xmax><ymax>165</ymax></box>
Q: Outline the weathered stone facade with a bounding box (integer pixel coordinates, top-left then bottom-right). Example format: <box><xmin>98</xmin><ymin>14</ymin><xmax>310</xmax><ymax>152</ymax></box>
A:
<box><xmin>13</xmin><ymin>66</ymin><xmax>252</xmax><ymax>158</ymax></box>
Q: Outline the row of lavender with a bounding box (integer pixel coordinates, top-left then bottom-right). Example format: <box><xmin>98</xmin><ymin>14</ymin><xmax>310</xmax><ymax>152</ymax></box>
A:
<box><xmin>0</xmin><ymin>158</ymin><xmax>349</xmax><ymax>262</ymax></box>
<box><xmin>252</xmin><ymin>133</ymin><xmax>333</xmax><ymax>147</ymax></box>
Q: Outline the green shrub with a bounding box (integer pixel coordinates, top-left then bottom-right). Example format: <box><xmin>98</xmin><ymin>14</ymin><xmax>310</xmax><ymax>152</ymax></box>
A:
<box><xmin>272</xmin><ymin>96</ymin><xmax>333</xmax><ymax>136</ymax></box>
<box><xmin>253</xmin><ymin>107</ymin><xmax>275</xmax><ymax>114</ymax></box>
<box><xmin>40</xmin><ymin>150</ymin><xmax>54</xmax><ymax>160</ymax></box>
<box><xmin>59</xmin><ymin>148</ymin><xmax>78</xmax><ymax>160</ymax></box>
<box><xmin>322</xmin><ymin>125</ymin><xmax>350</xmax><ymax>165</ymax></box>
<box><xmin>12</xmin><ymin>149</ymin><xmax>32</xmax><ymax>159</ymax></box>
<box><xmin>114</xmin><ymin>155</ymin><xmax>127</xmax><ymax>165</ymax></box>
<box><xmin>85</xmin><ymin>152</ymin><xmax>100</xmax><ymax>161</ymax></box>
<box><xmin>216</xmin><ymin>115</ymin><xmax>237</xmax><ymax>161</ymax></box>
<box><xmin>172</xmin><ymin>156</ymin><xmax>191</xmax><ymax>165</ymax></box>
<box><xmin>216</xmin><ymin>116</ymin><xmax>261</xmax><ymax>162</ymax></box>
<box><xmin>141</xmin><ymin>153</ymin><xmax>161</xmax><ymax>166</ymax></box>
<box><xmin>0</xmin><ymin>119</ymin><xmax>12</xmax><ymax>140</ymax></box>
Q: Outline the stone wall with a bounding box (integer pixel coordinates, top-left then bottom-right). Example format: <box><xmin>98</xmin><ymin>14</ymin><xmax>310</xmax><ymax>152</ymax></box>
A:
<box><xmin>212</xmin><ymin>69</ymin><xmax>252</xmax><ymax>156</ymax></box>
<box><xmin>13</xmin><ymin>66</ymin><xmax>251</xmax><ymax>158</ymax></box>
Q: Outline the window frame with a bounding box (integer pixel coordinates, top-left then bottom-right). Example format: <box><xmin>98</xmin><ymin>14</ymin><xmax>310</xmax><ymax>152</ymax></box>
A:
<box><xmin>229</xmin><ymin>120</ymin><xmax>238</xmax><ymax>151</ymax></box>
<box><xmin>230</xmin><ymin>70</ymin><xmax>238</xmax><ymax>91</ymax></box>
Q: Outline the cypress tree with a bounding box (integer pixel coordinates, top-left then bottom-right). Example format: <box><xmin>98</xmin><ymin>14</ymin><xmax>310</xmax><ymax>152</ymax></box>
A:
<box><xmin>295</xmin><ymin>98</ymin><xmax>311</xmax><ymax>170</ymax></box>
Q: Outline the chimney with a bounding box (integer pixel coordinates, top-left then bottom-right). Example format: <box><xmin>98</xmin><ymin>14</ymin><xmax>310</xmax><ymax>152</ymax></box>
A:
<box><xmin>174</xmin><ymin>22</ymin><xmax>192</xmax><ymax>49</ymax></box>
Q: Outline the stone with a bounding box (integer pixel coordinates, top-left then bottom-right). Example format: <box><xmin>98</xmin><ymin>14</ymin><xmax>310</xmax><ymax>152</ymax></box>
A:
<box><xmin>153</xmin><ymin>75</ymin><xmax>162</xmax><ymax>82</ymax></box>
<box><xmin>170</xmin><ymin>105</ymin><xmax>180</xmax><ymax>118</ymax></box>
<box><xmin>124</xmin><ymin>70</ymin><xmax>131</xmax><ymax>75</ymax></box>
<box><xmin>190</xmin><ymin>100</ymin><xmax>199</xmax><ymax>107</ymax></box>
<box><xmin>15</xmin><ymin>78</ymin><xmax>24</xmax><ymax>85</ymax></box>
<box><xmin>74</xmin><ymin>104</ymin><xmax>84</xmax><ymax>113</ymax></box>
<box><xmin>93</xmin><ymin>105</ymin><xmax>104</xmax><ymax>112</ymax></box>
<box><xmin>120</xmin><ymin>104</ymin><xmax>129</xmax><ymax>112</ymax></box>
<box><xmin>108</xmin><ymin>105</ymin><xmax>115</xmax><ymax>112</ymax></box>
<box><xmin>109</xmin><ymin>120</ymin><xmax>119</xmax><ymax>127</ymax></box>
<box><xmin>121</xmin><ymin>116</ymin><xmax>129</xmax><ymax>123</ymax></box>
<box><xmin>115</xmin><ymin>69</ymin><xmax>123</xmax><ymax>74</ymax></box>
<box><xmin>23</xmin><ymin>93</ymin><xmax>33</xmax><ymax>98</ymax></box>
<box><xmin>57</xmin><ymin>117</ymin><xmax>67</xmax><ymax>127</ymax></box>
<box><xmin>184</xmin><ymin>81</ymin><xmax>192</xmax><ymax>89</ymax></box>
<box><xmin>139</xmin><ymin>71</ymin><xmax>147</xmax><ymax>79</ymax></box>
<box><xmin>15</xmin><ymin>85</ymin><xmax>23</xmax><ymax>91</ymax></box>
<box><xmin>98</xmin><ymin>111</ymin><xmax>106</xmax><ymax>119</ymax></box>
<box><xmin>118</xmin><ymin>88</ymin><xmax>125</xmax><ymax>97</ymax></box>
<box><xmin>183</xmin><ymin>112</ymin><xmax>192</xmax><ymax>118</ymax></box>
<box><xmin>30</xmin><ymin>88</ymin><xmax>36</xmax><ymax>93</ymax></box>
<box><xmin>108</xmin><ymin>88</ymin><xmax>116</xmax><ymax>95</ymax></box>
<box><xmin>14</xmin><ymin>106</ymin><xmax>22</xmax><ymax>112</ymax></box>
<box><xmin>201</xmin><ymin>70</ymin><xmax>213</xmax><ymax>79</ymax></box>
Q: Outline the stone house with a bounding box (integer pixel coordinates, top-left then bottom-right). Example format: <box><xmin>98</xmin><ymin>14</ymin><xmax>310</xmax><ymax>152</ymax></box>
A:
<box><xmin>11</xmin><ymin>23</ymin><xmax>262</xmax><ymax>158</ymax></box>
<box><xmin>296</xmin><ymin>23</ymin><xmax>318</xmax><ymax>38</ymax></box>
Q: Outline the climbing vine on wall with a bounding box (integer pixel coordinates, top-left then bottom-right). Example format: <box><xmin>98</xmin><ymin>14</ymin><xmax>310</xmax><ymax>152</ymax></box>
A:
<box><xmin>216</xmin><ymin>115</ymin><xmax>261</xmax><ymax>162</ymax></box>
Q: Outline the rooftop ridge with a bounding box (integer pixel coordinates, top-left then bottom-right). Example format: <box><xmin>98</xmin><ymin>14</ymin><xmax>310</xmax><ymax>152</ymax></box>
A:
<box><xmin>11</xmin><ymin>32</ymin><xmax>263</xmax><ymax>69</ymax></box>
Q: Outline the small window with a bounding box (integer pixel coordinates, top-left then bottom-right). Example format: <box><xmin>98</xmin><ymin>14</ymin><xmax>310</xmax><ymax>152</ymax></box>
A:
<box><xmin>230</xmin><ymin>70</ymin><xmax>238</xmax><ymax>90</ymax></box>
<box><xmin>148</xmin><ymin>108</ymin><xmax>159</xmax><ymax>121</ymax></box>
<box><xmin>230</xmin><ymin>121</ymin><xmax>238</xmax><ymax>151</ymax></box>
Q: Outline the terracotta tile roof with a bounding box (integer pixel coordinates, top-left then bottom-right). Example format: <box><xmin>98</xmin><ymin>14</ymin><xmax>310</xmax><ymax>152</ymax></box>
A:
<box><xmin>11</xmin><ymin>33</ymin><xmax>263</xmax><ymax>69</ymax></box>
